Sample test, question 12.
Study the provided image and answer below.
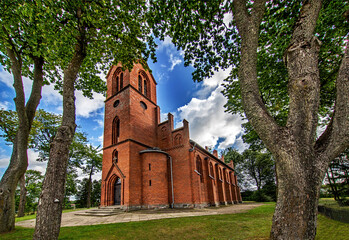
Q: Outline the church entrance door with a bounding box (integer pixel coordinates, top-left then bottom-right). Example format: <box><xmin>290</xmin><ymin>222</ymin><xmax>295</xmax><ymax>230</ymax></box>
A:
<box><xmin>114</xmin><ymin>178</ymin><xmax>121</xmax><ymax>205</ymax></box>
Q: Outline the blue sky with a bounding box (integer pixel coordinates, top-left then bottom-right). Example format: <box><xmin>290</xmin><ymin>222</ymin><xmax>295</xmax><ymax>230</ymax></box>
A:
<box><xmin>0</xmin><ymin>37</ymin><xmax>246</xmax><ymax>179</ymax></box>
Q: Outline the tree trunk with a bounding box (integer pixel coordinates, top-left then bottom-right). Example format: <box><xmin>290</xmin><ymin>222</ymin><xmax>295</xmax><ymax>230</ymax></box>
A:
<box><xmin>0</xmin><ymin>145</ymin><xmax>25</xmax><ymax>232</ymax></box>
<box><xmin>327</xmin><ymin>168</ymin><xmax>339</xmax><ymax>200</ymax></box>
<box><xmin>270</xmin><ymin>152</ymin><xmax>325</xmax><ymax>239</ymax></box>
<box><xmin>17</xmin><ymin>174</ymin><xmax>27</xmax><ymax>217</ymax></box>
<box><xmin>87</xmin><ymin>167</ymin><xmax>93</xmax><ymax>208</ymax></box>
<box><xmin>33</xmin><ymin>37</ymin><xmax>86</xmax><ymax>240</ymax></box>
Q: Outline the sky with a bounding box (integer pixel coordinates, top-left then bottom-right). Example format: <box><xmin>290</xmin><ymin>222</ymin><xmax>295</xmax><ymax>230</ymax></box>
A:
<box><xmin>0</xmin><ymin>37</ymin><xmax>247</xmax><ymax>180</ymax></box>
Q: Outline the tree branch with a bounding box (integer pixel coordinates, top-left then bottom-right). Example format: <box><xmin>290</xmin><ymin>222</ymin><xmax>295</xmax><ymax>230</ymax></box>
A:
<box><xmin>316</xmin><ymin>38</ymin><xmax>349</xmax><ymax>161</ymax></box>
<box><xmin>25</xmin><ymin>56</ymin><xmax>44</xmax><ymax>127</ymax></box>
<box><xmin>233</xmin><ymin>0</ymin><xmax>282</xmax><ymax>153</ymax></box>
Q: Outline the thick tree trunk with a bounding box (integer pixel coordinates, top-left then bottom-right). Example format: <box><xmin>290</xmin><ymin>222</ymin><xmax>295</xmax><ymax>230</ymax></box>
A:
<box><xmin>0</xmin><ymin>145</ymin><xmax>26</xmax><ymax>232</ymax></box>
<box><xmin>270</xmin><ymin>152</ymin><xmax>325</xmax><ymax>239</ymax></box>
<box><xmin>33</xmin><ymin>125</ymin><xmax>75</xmax><ymax>239</ymax></box>
<box><xmin>33</xmin><ymin>37</ymin><xmax>86</xmax><ymax>240</ymax></box>
<box><xmin>17</xmin><ymin>174</ymin><xmax>27</xmax><ymax>217</ymax></box>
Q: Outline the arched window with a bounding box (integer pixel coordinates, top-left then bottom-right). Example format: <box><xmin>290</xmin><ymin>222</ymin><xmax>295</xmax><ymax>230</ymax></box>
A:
<box><xmin>113</xmin><ymin>68</ymin><xmax>123</xmax><ymax>95</ymax></box>
<box><xmin>138</xmin><ymin>71</ymin><xmax>150</xmax><ymax>98</ymax></box>
<box><xmin>116</xmin><ymin>76</ymin><xmax>119</xmax><ymax>93</ymax></box>
<box><xmin>112</xmin><ymin>116</ymin><xmax>120</xmax><ymax>144</ymax></box>
<box><xmin>144</xmin><ymin>79</ymin><xmax>147</xmax><ymax>96</ymax></box>
<box><xmin>120</xmin><ymin>73</ymin><xmax>123</xmax><ymax>89</ymax></box>
<box><xmin>209</xmin><ymin>162</ymin><xmax>214</xmax><ymax>178</ymax></box>
<box><xmin>196</xmin><ymin>156</ymin><xmax>203</xmax><ymax>182</ymax></box>
<box><xmin>161</xmin><ymin>126</ymin><xmax>167</xmax><ymax>139</ymax></box>
<box><xmin>138</xmin><ymin>75</ymin><xmax>142</xmax><ymax>93</ymax></box>
<box><xmin>174</xmin><ymin>134</ymin><xmax>182</xmax><ymax>145</ymax></box>
<box><xmin>219</xmin><ymin>168</ymin><xmax>223</xmax><ymax>181</ymax></box>
<box><xmin>112</xmin><ymin>149</ymin><xmax>118</xmax><ymax>163</ymax></box>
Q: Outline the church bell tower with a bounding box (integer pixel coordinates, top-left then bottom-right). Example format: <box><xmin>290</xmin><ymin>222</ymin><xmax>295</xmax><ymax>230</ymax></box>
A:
<box><xmin>100</xmin><ymin>62</ymin><xmax>160</xmax><ymax>207</ymax></box>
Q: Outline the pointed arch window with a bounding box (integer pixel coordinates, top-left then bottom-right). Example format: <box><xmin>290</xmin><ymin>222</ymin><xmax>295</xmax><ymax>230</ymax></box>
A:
<box><xmin>144</xmin><ymin>80</ymin><xmax>148</xmax><ymax>96</ymax></box>
<box><xmin>138</xmin><ymin>75</ymin><xmax>142</xmax><ymax>92</ymax></box>
<box><xmin>209</xmin><ymin>162</ymin><xmax>214</xmax><ymax>178</ymax></box>
<box><xmin>138</xmin><ymin>71</ymin><xmax>150</xmax><ymax>98</ymax></box>
<box><xmin>116</xmin><ymin>76</ymin><xmax>119</xmax><ymax>93</ymax></box>
<box><xmin>196</xmin><ymin>156</ymin><xmax>203</xmax><ymax>182</ymax></box>
<box><xmin>219</xmin><ymin>168</ymin><xmax>223</xmax><ymax>181</ymax></box>
<box><xmin>113</xmin><ymin>68</ymin><xmax>124</xmax><ymax>95</ymax></box>
<box><xmin>120</xmin><ymin>73</ymin><xmax>123</xmax><ymax>89</ymax></box>
<box><xmin>112</xmin><ymin>116</ymin><xmax>120</xmax><ymax>144</ymax></box>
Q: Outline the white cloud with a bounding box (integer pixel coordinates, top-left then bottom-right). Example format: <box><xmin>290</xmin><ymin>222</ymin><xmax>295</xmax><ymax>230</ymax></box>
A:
<box><xmin>0</xmin><ymin>67</ymin><xmax>62</xmax><ymax>112</ymax></box>
<box><xmin>28</xmin><ymin>149</ymin><xmax>47</xmax><ymax>173</ymax></box>
<box><xmin>195</xmin><ymin>67</ymin><xmax>232</xmax><ymax>99</ymax></box>
<box><xmin>0</xmin><ymin>101</ymin><xmax>10</xmax><ymax>110</ymax></box>
<box><xmin>94</xmin><ymin>119</ymin><xmax>104</xmax><ymax>129</ymax></box>
<box><xmin>75</xmin><ymin>91</ymin><xmax>105</xmax><ymax>118</ymax></box>
<box><xmin>41</xmin><ymin>84</ymin><xmax>62</xmax><ymax>107</ymax></box>
<box><xmin>0</xmin><ymin>69</ymin><xmax>13</xmax><ymax>87</ymax></box>
<box><xmin>0</xmin><ymin>67</ymin><xmax>105</xmax><ymax>118</ymax></box>
<box><xmin>169</xmin><ymin>53</ymin><xmax>182</xmax><ymax>71</ymax></box>
<box><xmin>178</xmin><ymin>69</ymin><xmax>245</xmax><ymax>151</ymax></box>
<box><xmin>0</xmin><ymin>156</ymin><xmax>10</xmax><ymax>169</ymax></box>
<box><xmin>157</xmin><ymin>36</ymin><xmax>173</xmax><ymax>51</ymax></box>
<box><xmin>0</xmin><ymin>149</ymin><xmax>47</xmax><ymax>176</ymax></box>
<box><xmin>98</xmin><ymin>134</ymin><xmax>104</xmax><ymax>147</ymax></box>
<box><xmin>156</xmin><ymin>37</ymin><xmax>183</xmax><ymax>72</ymax></box>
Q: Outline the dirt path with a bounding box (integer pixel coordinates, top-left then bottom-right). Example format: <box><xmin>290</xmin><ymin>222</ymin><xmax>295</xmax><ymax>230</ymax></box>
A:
<box><xmin>16</xmin><ymin>203</ymin><xmax>264</xmax><ymax>228</ymax></box>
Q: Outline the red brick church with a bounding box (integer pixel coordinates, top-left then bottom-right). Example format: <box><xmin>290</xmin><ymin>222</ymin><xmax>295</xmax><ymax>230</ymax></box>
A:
<box><xmin>101</xmin><ymin>63</ymin><xmax>242</xmax><ymax>210</ymax></box>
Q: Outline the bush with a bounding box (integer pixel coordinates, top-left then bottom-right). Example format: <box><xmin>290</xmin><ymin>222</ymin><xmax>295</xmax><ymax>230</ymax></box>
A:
<box><xmin>251</xmin><ymin>191</ymin><xmax>273</xmax><ymax>202</ymax></box>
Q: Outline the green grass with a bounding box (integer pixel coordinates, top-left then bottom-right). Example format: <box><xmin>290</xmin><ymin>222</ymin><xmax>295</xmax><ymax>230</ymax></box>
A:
<box><xmin>15</xmin><ymin>208</ymin><xmax>90</xmax><ymax>223</ymax></box>
<box><xmin>2</xmin><ymin>203</ymin><xmax>348</xmax><ymax>240</ymax></box>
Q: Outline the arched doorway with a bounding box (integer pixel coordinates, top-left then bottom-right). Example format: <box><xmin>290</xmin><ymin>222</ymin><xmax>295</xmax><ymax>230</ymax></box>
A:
<box><xmin>114</xmin><ymin>178</ymin><xmax>121</xmax><ymax>205</ymax></box>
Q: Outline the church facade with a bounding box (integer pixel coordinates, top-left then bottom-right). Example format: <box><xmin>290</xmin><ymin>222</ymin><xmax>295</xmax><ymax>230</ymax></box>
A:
<box><xmin>101</xmin><ymin>63</ymin><xmax>242</xmax><ymax>210</ymax></box>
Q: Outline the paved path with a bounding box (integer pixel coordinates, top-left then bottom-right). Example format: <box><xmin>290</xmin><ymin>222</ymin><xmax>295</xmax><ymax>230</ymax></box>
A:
<box><xmin>16</xmin><ymin>203</ymin><xmax>263</xmax><ymax>228</ymax></box>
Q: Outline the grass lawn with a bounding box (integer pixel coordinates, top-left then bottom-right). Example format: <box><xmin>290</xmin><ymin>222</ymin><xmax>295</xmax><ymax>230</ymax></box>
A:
<box><xmin>2</xmin><ymin>203</ymin><xmax>348</xmax><ymax>240</ymax></box>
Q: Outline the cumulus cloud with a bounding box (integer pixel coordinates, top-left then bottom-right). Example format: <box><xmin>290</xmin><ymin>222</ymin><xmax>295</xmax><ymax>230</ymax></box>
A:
<box><xmin>0</xmin><ymin>149</ymin><xmax>47</xmax><ymax>176</ymax></box>
<box><xmin>178</xmin><ymin>69</ymin><xmax>245</xmax><ymax>150</ymax></box>
<box><xmin>28</xmin><ymin>149</ymin><xmax>47</xmax><ymax>173</ymax></box>
<box><xmin>0</xmin><ymin>67</ymin><xmax>62</xmax><ymax>111</ymax></box>
<box><xmin>1</xmin><ymin>67</ymin><xmax>105</xmax><ymax>118</ymax></box>
<box><xmin>75</xmin><ymin>91</ymin><xmax>105</xmax><ymax>118</ymax></box>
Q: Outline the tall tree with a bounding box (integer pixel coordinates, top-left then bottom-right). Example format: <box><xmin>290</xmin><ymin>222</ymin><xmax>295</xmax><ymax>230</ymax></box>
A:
<box><xmin>15</xmin><ymin>170</ymin><xmax>44</xmax><ymax>215</ymax></box>
<box><xmin>149</xmin><ymin>0</ymin><xmax>349</xmax><ymax>239</ymax></box>
<box><xmin>32</xmin><ymin>1</ymin><xmax>155</xmax><ymax>239</ymax></box>
<box><xmin>0</xmin><ymin>0</ymin><xmax>50</xmax><ymax>232</ymax></box>
<box><xmin>241</xmin><ymin>150</ymin><xmax>275</xmax><ymax>192</ymax></box>
<box><xmin>76</xmin><ymin>178</ymin><xmax>101</xmax><ymax>208</ymax></box>
<box><xmin>80</xmin><ymin>145</ymin><xmax>102</xmax><ymax>208</ymax></box>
